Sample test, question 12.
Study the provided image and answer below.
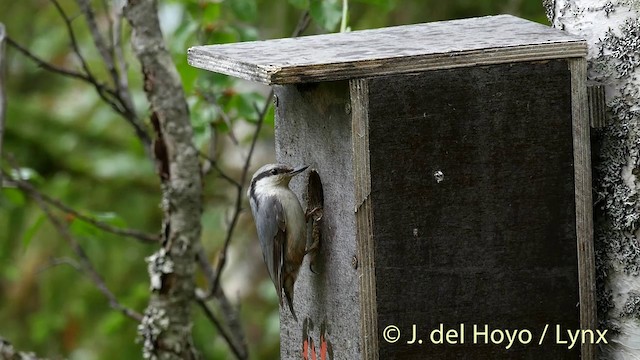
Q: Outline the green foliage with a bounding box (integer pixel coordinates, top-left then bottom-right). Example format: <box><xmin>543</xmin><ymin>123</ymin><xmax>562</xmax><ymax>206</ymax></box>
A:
<box><xmin>2</xmin><ymin>188</ymin><xmax>26</xmax><ymax>207</ymax></box>
<box><xmin>354</xmin><ymin>0</ymin><xmax>396</xmax><ymax>10</ymax></box>
<box><xmin>0</xmin><ymin>0</ymin><xmax>545</xmax><ymax>358</ymax></box>
<box><xmin>20</xmin><ymin>214</ymin><xmax>44</xmax><ymax>251</ymax></box>
<box><xmin>230</xmin><ymin>0</ymin><xmax>259</xmax><ymax>22</ymax></box>
<box><xmin>289</xmin><ymin>0</ymin><xmax>309</xmax><ymax>9</ymax></box>
<box><xmin>310</xmin><ymin>0</ymin><xmax>344</xmax><ymax>31</ymax></box>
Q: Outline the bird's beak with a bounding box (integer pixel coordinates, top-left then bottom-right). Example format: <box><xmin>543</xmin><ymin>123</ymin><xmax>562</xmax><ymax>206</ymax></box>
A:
<box><xmin>289</xmin><ymin>165</ymin><xmax>309</xmax><ymax>176</ymax></box>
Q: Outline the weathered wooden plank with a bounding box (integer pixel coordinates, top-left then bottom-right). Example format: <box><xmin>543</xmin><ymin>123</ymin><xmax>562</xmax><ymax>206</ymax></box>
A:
<box><xmin>188</xmin><ymin>15</ymin><xmax>586</xmax><ymax>85</ymax></box>
<box><xmin>570</xmin><ymin>58</ymin><xmax>597</xmax><ymax>360</ymax></box>
<box><xmin>587</xmin><ymin>82</ymin><xmax>606</xmax><ymax>128</ymax></box>
<box><xmin>366</xmin><ymin>60</ymin><xmax>580</xmax><ymax>359</ymax></box>
<box><xmin>350</xmin><ymin>78</ymin><xmax>378</xmax><ymax>360</ymax></box>
<box><xmin>274</xmin><ymin>82</ymin><xmax>361</xmax><ymax>359</ymax></box>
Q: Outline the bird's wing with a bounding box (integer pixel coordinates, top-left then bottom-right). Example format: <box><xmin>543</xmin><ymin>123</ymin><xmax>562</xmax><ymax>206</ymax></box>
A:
<box><xmin>254</xmin><ymin>196</ymin><xmax>287</xmax><ymax>305</ymax></box>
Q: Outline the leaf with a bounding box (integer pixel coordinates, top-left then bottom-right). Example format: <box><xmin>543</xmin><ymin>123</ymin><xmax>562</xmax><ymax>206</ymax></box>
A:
<box><xmin>69</xmin><ymin>218</ymin><xmax>98</xmax><ymax>238</ymax></box>
<box><xmin>229</xmin><ymin>0</ymin><xmax>258</xmax><ymax>22</ymax></box>
<box><xmin>2</xmin><ymin>188</ymin><xmax>26</xmax><ymax>207</ymax></box>
<box><xmin>353</xmin><ymin>0</ymin><xmax>396</xmax><ymax>10</ymax></box>
<box><xmin>227</xmin><ymin>91</ymin><xmax>265</xmax><ymax>120</ymax></box>
<box><xmin>91</xmin><ymin>211</ymin><xmax>127</xmax><ymax>228</ymax></box>
<box><xmin>100</xmin><ymin>312</ymin><xmax>127</xmax><ymax>335</ymax></box>
<box><xmin>263</xmin><ymin>103</ymin><xmax>276</xmax><ymax>126</ymax></box>
<box><xmin>310</xmin><ymin>0</ymin><xmax>343</xmax><ymax>31</ymax></box>
<box><xmin>202</xmin><ymin>3</ymin><xmax>221</xmax><ymax>23</ymax></box>
<box><xmin>21</xmin><ymin>214</ymin><xmax>45</xmax><ymax>250</ymax></box>
<box><xmin>289</xmin><ymin>0</ymin><xmax>309</xmax><ymax>9</ymax></box>
<box><xmin>69</xmin><ymin>211</ymin><xmax>127</xmax><ymax>239</ymax></box>
<box><xmin>205</xmin><ymin>25</ymin><xmax>240</xmax><ymax>45</ymax></box>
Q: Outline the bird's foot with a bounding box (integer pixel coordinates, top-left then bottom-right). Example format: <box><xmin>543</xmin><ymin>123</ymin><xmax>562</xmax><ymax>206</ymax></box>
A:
<box><xmin>305</xmin><ymin>239</ymin><xmax>321</xmax><ymax>274</ymax></box>
<box><xmin>305</xmin><ymin>206</ymin><xmax>323</xmax><ymax>223</ymax></box>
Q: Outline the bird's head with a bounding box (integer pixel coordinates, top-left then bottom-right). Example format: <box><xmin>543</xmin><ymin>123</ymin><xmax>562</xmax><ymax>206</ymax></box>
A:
<box><xmin>248</xmin><ymin>163</ymin><xmax>309</xmax><ymax>198</ymax></box>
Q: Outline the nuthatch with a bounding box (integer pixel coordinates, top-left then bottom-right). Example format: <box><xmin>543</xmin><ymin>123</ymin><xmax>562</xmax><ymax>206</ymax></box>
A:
<box><xmin>248</xmin><ymin>163</ymin><xmax>309</xmax><ymax>321</ymax></box>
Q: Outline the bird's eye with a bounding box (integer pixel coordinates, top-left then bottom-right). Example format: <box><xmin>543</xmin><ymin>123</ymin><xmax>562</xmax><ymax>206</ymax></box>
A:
<box><xmin>270</xmin><ymin>169</ymin><xmax>278</xmax><ymax>175</ymax></box>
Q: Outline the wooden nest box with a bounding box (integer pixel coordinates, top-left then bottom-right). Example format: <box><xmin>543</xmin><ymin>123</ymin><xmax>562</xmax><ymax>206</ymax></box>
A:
<box><xmin>189</xmin><ymin>14</ymin><xmax>595</xmax><ymax>360</ymax></box>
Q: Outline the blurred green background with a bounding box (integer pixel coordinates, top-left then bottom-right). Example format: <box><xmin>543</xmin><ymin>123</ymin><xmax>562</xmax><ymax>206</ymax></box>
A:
<box><xmin>0</xmin><ymin>0</ymin><xmax>546</xmax><ymax>358</ymax></box>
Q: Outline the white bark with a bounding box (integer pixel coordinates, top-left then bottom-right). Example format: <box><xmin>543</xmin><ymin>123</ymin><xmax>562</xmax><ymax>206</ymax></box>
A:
<box><xmin>545</xmin><ymin>1</ymin><xmax>640</xmax><ymax>359</ymax></box>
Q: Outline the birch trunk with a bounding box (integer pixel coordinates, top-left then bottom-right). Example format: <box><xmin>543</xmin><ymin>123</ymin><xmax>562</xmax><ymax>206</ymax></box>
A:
<box><xmin>544</xmin><ymin>1</ymin><xmax>640</xmax><ymax>359</ymax></box>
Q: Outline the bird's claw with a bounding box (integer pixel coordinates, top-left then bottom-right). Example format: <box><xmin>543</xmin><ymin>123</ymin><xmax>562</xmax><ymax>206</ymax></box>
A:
<box><xmin>305</xmin><ymin>206</ymin><xmax>323</xmax><ymax>223</ymax></box>
<box><xmin>305</xmin><ymin>237</ymin><xmax>321</xmax><ymax>274</ymax></box>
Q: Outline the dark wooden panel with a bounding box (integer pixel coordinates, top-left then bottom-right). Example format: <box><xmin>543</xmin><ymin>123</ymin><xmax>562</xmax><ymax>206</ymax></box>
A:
<box><xmin>367</xmin><ymin>60</ymin><xmax>579</xmax><ymax>359</ymax></box>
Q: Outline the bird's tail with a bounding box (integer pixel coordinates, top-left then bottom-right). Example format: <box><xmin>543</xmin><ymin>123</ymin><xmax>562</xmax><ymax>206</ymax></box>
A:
<box><xmin>283</xmin><ymin>275</ymin><xmax>298</xmax><ymax>322</ymax></box>
<box><xmin>284</xmin><ymin>289</ymin><xmax>298</xmax><ymax>322</ymax></box>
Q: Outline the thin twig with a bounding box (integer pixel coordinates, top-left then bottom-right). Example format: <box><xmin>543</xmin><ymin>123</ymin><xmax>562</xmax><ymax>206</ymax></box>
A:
<box><xmin>6</xmin><ymin>36</ymin><xmax>115</xmax><ymax>95</ymax></box>
<box><xmin>6</xmin><ymin>171</ymin><xmax>158</xmax><ymax>244</ymax></box>
<box><xmin>199</xmin><ymin>89</ymin><xmax>239</xmax><ymax>145</ymax></box>
<box><xmin>71</xmin><ymin>0</ymin><xmax>150</xmax><ymax>150</ymax></box>
<box><xmin>8</xmin><ymin>0</ymin><xmax>152</xmax><ymax>154</ymax></box>
<box><xmin>209</xmin><ymin>91</ymin><xmax>271</xmax><ymax>297</ymax></box>
<box><xmin>76</xmin><ymin>0</ymin><xmax>138</xmax><ymax>132</ymax></box>
<box><xmin>37</xmin><ymin>257</ymin><xmax>82</xmax><ymax>274</ymax></box>
<box><xmin>50</xmin><ymin>0</ymin><xmax>95</xmax><ymax>86</ymax></box>
<box><xmin>201</xmin><ymin>121</ymin><xmax>219</xmax><ymax>175</ymax></box>
<box><xmin>7</xmin><ymin>36</ymin><xmax>146</xmax><ymax>146</ymax></box>
<box><xmin>54</xmin><ymin>0</ymin><xmax>149</xmax><ymax>149</ymax></box>
<box><xmin>195</xmin><ymin>248</ymin><xmax>247</xmax><ymax>356</ymax></box>
<box><xmin>207</xmin><ymin>10</ymin><xmax>311</xmax><ymax>297</ymax></box>
<box><xmin>0</xmin><ymin>336</ymin><xmax>49</xmax><ymax>360</ymax></box>
<box><xmin>196</xmin><ymin>297</ymin><xmax>247</xmax><ymax>360</ymax></box>
<box><xmin>99</xmin><ymin>0</ymin><xmax>115</xmax><ymax>57</ymax></box>
<box><xmin>111</xmin><ymin>2</ymin><xmax>136</xmax><ymax>123</ymax></box>
<box><xmin>8</xmin><ymin>164</ymin><xmax>143</xmax><ymax>322</ymax></box>
<box><xmin>199</xmin><ymin>151</ymin><xmax>242</xmax><ymax>188</ymax></box>
<box><xmin>76</xmin><ymin>0</ymin><xmax>117</xmax><ymax>83</ymax></box>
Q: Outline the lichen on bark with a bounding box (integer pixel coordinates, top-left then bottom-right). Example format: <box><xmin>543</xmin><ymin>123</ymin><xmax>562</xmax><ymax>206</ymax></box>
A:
<box><xmin>124</xmin><ymin>0</ymin><xmax>203</xmax><ymax>359</ymax></box>
<box><xmin>546</xmin><ymin>0</ymin><xmax>640</xmax><ymax>357</ymax></box>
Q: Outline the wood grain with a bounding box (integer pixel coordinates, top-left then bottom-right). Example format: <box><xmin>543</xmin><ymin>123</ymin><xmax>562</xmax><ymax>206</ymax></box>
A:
<box><xmin>274</xmin><ymin>82</ymin><xmax>362</xmax><ymax>359</ymax></box>
<box><xmin>350</xmin><ymin>78</ymin><xmax>379</xmax><ymax>360</ymax></box>
<box><xmin>367</xmin><ymin>60</ymin><xmax>580</xmax><ymax>359</ymax></box>
<box><xmin>570</xmin><ymin>58</ymin><xmax>597</xmax><ymax>360</ymax></box>
<box><xmin>587</xmin><ymin>82</ymin><xmax>606</xmax><ymax>128</ymax></box>
<box><xmin>188</xmin><ymin>15</ymin><xmax>586</xmax><ymax>84</ymax></box>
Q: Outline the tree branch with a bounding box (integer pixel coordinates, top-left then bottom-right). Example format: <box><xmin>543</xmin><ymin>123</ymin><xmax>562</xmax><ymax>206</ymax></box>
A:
<box><xmin>5</xmin><ymin>36</ymin><xmax>116</xmax><ymax>96</ymax></box>
<box><xmin>76</xmin><ymin>0</ymin><xmax>118</xmax><ymax>84</ymax></box>
<box><xmin>0</xmin><ymin>337</ymin><xmax>49</xmax><ymax>360</ymax></box>
<box><xmin>195</xmin><ymin>295</ymin><xmax>247</xmax><ymax>360</ymax></box>
<box><xmin>209</xmin><ymin>91</ymin><xmax>270</xmax><ymax>297</ymax></box>
<box><xmin>111</xmin><ymin>2</ymin><xmax>136</xmax><ymax>124</ymax></box>
<box><xmin>60</xmin><ymin>0</ymin><xmax>150</xmax><ymax>151</ymax></box>
<box><xmin>6</xmin><ymin>1</ymin><xmax>152</xmax><ymax>155</ymax></box>
<box><xmin>75</xmin><ymin>0</ymin><xmax>141</xmax><ymax>138</ymax></box>
<box><xmin>5</xmin><ymin>173</ymin><xmax>158</xmax><ymax>244</ymax></box>
<box><xmin>49</xmin><ymin>0</ymin><xmax>95</xmax><ymax>86</ymax></box>
<box><xmin>199</xmin><ymin>150</ymin><xmax>242</xmax><ymax>188</ymax></box>
<box><xmin>6</xmin><ymin>166</ymin><xmax>143</xmax><ymax>322</ymax></box>
<box><xmin>198</xmin><ymin>89</ymin><xmax>239</xmax><ymax>145</ymax></box>
<box><xmin>207</xmin><ymin>10</ymin><xmax>311</xmax><ymax>298</ymax></box>
<box><xmin>195</xmin><ymin>249</ymin><xmax>247</xmax><ymax>358</ymax></box>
